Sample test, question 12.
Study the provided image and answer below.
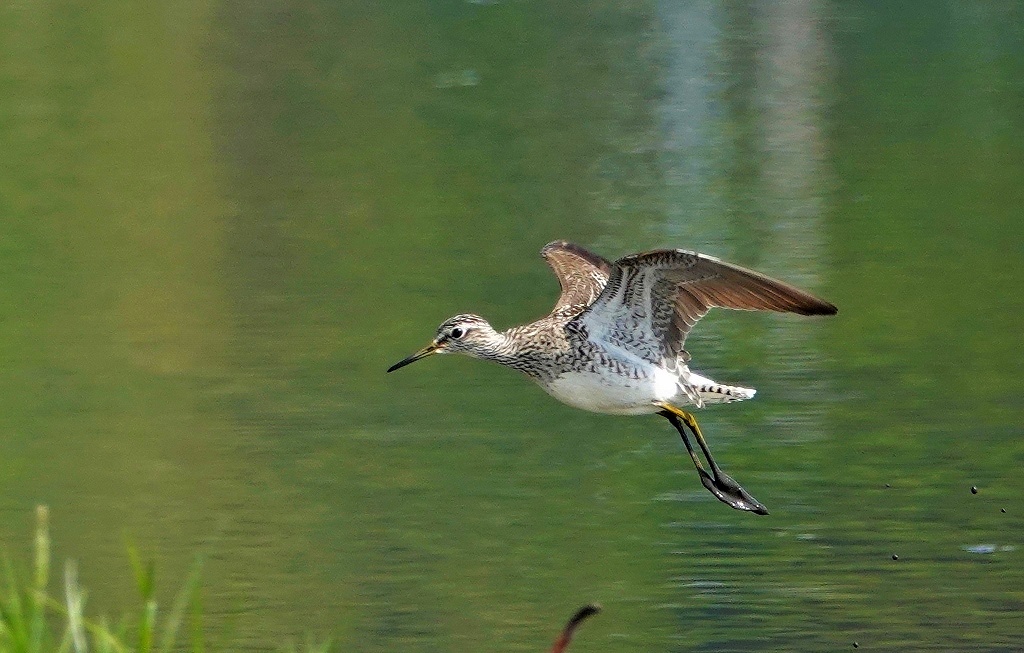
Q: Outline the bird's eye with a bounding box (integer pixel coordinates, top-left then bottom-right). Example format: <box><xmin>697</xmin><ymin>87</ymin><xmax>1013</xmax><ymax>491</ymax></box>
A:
<box><xmin>450</xmin><ymin>327</ymin><xmax>465</xmax><ymax>339</ymax></box>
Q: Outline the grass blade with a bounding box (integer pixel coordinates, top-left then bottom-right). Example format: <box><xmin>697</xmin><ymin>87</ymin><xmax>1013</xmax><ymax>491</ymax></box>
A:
<box><xmin>64</xmin><ymin>561</ymin><xmax>88</xmax><ymax>653</ymax></box>
<box><xmin>30</xmin><ymin>506</ymin><xmax>51</xmax><ymax>653</ymax></box>
<box><xmin>156</xmin><ymin>557</ymin><xmax>203</xmax><ymax>653</ymax></box>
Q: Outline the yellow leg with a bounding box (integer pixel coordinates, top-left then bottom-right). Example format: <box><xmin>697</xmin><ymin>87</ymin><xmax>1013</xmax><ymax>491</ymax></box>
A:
<box><xmin>654</xmin><ymin>401</ymin><xmax>768</xmax><ymax>515</ymax></box>
<box><xmin>654</xmin><ymin>402</ymin><xmax>723</xmax><ymax>477</ymax></box>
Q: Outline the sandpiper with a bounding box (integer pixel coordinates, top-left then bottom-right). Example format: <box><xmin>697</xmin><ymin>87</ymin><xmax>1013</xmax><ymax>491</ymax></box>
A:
<box><xmin>387</xmin><ymin>241</ymin><xmax>837</xmax><ymax>514</ymax></box>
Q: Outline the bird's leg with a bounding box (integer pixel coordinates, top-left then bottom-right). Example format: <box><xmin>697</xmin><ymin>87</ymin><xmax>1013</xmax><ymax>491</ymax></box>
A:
<box><xmin>660</xmin><ymin>409</ymin><xmax>748</xmax><ymax>511</ymax></box>
<box><xmin>656</xmin><ymin>403</ymin><xmax>768</xmax><ymax>515</ymax></box>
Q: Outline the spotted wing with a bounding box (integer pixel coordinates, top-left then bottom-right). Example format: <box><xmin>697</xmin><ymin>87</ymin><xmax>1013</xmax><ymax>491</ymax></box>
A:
<box><xmin>541</xmin><ymin>241</ymin><xmax>613</xmax><ymax>316</ymax></box>
<box><xmin>572</xmin><ymin>249</ymin><xmax>837</xmax><ymax>364</ymax></box>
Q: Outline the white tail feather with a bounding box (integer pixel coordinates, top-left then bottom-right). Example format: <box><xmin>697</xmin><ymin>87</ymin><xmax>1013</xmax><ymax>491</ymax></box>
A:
<box><xmin>697</xmin><ymin>382</ymin><xmax>755</xmax><ymax>404</ymax></box>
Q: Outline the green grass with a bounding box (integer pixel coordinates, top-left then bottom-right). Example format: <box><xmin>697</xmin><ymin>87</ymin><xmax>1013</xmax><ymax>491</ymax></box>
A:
<box><xmin>0</xmin><ymin>507</ymin><xmax>329</xmax><ymax>653</ymax></box>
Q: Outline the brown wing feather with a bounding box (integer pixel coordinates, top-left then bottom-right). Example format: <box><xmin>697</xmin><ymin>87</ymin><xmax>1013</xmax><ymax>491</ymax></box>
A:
<box><xmin>575</xmin><ymin>248</ymin><xmax>836</xmax><ymax>363</ymax></box>
<box><xmin>540</xmin><ymin>241</ymin><xmax>613</xmax><ymax>314</ymax></box>
<box><xmin>617</xmin><ymin>248</ymin><xmax>837</xmax><ymax>315</ymax></box>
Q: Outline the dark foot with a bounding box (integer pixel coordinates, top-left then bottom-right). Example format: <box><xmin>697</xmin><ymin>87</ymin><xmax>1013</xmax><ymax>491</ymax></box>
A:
<box><xmin>695</xmin><ymin>468</ymin><xmax>769</xmax><ymax>515</ymax></box>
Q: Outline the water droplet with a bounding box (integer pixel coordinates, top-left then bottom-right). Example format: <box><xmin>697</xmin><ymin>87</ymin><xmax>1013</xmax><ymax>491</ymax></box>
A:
<box><xmin>964</xmin><ymin>544</ymin><xmax>997</xmax><ymax>554</ymax></box>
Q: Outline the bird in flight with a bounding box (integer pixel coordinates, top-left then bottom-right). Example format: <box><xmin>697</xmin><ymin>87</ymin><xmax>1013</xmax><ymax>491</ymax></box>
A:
<box><xmin>387</xmin><ymin>241</ymin><xmax>837</xmax><ymax>514</ymax></box>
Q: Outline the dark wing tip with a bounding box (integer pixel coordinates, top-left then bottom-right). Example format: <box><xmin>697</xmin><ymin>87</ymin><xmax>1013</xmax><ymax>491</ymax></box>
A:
<box><xmin>567</xmin><ymin>604</ymin><xmax>602</xmax><ymax>627</ymax></box>
<box><xmin>552</xmin><ymin>603</ymin><xmax>601</xmax><ymax>653</ymax></box>
<box><xmin>542</xmin><ymin>241</ymin><xmax>613</xmax><ymax>273</ymax></box>
<box><xmin>798</xmin><ymin>299</ymin><xmax>838</xmax><ymax>316</ymax></box>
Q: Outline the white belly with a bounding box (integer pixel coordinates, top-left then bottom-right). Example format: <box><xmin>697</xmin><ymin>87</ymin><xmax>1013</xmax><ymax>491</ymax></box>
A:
<box><xmin>543</xmin><ymin>369</ymin><xmax>680</xmax><ymax>415</ymax></box>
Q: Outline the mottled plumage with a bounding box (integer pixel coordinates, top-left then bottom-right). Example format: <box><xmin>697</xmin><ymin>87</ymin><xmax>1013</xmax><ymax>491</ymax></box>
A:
<box><xmin>388</xmin><ymin>241</ymin><xmax>837</xmax><ymax>514</ymax></box>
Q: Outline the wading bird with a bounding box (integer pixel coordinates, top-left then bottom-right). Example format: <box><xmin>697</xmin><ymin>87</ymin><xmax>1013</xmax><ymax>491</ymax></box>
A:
<box><xmin>387</xmin><ymin>241</ymin><xmax>837</xmax><ymax>514</ymax></box>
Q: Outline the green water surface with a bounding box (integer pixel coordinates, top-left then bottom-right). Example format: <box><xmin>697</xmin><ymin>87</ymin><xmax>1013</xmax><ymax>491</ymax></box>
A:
<box><xmin>2</xmin><ymin>1</ymin><xmax>1023</xmax><ymax>651</ymax></box>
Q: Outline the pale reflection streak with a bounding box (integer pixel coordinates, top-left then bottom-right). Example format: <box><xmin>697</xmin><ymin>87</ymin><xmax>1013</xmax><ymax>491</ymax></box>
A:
<box><xmin>757</xmin><ymin>0</ymin><xmax>833</xmax><ymax>442</ymax></box>
<box><xmin>657</xmin><ymin>0</ymin><xmax>834</xmax><ymax>445</ymax></box>
<box><xmin>655</xmin><ymin>0</ymin><xmax>727</xmax><ymax>248</ymax></box>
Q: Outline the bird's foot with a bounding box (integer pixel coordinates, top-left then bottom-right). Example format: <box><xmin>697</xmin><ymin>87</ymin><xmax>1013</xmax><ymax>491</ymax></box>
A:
<box><xmin>695</xmin><ymin>468</ymin><xmax>769</xmax><ymax>515</ymax></box>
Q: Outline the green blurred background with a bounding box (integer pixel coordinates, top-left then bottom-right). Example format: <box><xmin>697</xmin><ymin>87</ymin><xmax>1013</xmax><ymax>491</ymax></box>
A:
<box><xmin>2</xmin><ymin>0</ymin><xmax>1023</xmax><ymax>650</ymax></box>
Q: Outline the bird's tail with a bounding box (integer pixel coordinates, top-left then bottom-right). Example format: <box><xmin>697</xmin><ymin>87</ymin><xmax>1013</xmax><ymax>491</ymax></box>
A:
<box><xmin>687</xmin><ymin>373</ymin><xmax>756</xmax><ymax>405</ymax></box>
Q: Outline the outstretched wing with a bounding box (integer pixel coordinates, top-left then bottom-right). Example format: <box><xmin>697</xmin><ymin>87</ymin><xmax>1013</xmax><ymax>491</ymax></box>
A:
<box><xmin>572</xmin><ymin>249</ymin><xmax>837</xmax><ymax>364</ymax></box>
<box><xmin>541</xmin><ymin>241</ymin><xmax>613</xmax><ymax>315</ymax></box>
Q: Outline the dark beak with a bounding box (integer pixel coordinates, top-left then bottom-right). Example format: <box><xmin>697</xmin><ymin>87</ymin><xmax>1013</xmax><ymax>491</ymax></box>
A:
<box><xmin>386</xmin><ymin>343</ymin><xmax>440</xmax><ymax>373</ymax></box>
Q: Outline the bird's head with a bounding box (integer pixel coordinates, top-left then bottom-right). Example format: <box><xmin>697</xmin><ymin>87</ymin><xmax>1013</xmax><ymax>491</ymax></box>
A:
<box><xmin>386</xmin><ymin>314</ymin><xmax>498</xmax><ymax>372</ymax></box>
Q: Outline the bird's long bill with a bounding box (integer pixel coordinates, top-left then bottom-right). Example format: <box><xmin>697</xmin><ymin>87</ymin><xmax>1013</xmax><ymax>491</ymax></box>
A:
<box><xmin>386</xmin><ymin>344</ymin><xmax>439</xmax><ymax>373</ymax></box>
